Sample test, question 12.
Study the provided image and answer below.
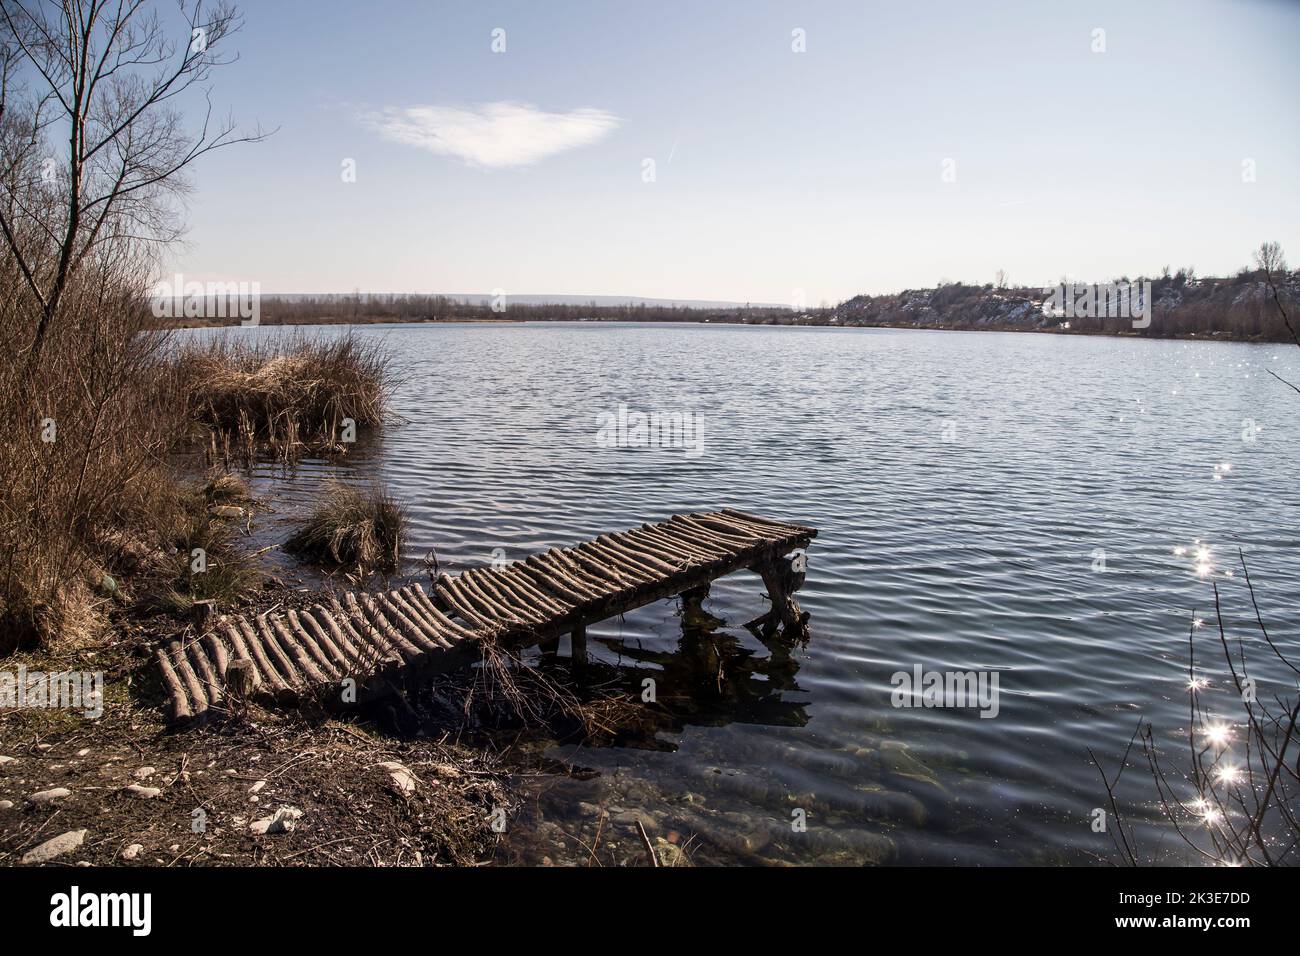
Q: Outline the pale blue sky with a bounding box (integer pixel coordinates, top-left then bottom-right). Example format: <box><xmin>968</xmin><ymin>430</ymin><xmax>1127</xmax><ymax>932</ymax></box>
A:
<box><xmin>167</xmin><ymin>0</ymin><xmax>1300</xmax><ymax>304</ymax></box>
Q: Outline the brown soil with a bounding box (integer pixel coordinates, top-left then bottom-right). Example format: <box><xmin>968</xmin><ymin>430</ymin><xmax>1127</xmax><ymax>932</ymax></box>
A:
<box><xmin>0</xmin><ymin>598</ymin><xmax>513</xmax><ymax>867</ymax></box>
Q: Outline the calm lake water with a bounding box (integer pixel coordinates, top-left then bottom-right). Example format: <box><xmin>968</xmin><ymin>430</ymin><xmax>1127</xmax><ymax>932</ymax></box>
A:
<box><xmin>211</xmin><ymin>321</ymin><xmax>1300</xmax><ymax>865</ymax></box>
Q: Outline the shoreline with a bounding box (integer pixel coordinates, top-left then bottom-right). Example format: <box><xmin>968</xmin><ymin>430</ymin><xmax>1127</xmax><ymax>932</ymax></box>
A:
<box><xmin>159</xmin><ymin>315</ymin><xmax>1293</xmax><ymax>345</ymax></box>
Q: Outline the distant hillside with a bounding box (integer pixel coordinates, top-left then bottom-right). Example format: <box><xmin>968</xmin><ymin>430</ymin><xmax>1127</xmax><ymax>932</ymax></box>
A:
<box><xmin>813</xmin><ymin>268</ymin><xmax>1297</xmax><ymax>341</ymax></box>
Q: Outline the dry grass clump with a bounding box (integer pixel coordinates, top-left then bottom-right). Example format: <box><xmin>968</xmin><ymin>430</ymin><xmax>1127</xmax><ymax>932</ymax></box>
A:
<box><xmin>174</xmin><ymin>334</ymin><xmax>393</xmax><ymax>462</ymax></box>
<box><xmin>136</xmin><ymin>475</ymin><xmax>262</xmax><ymax>617</ymax></box>
<box><xmin>285</xmin><ymin>481</ymin><xmax>405</xmax><ymax>574</ymax></box>
<box><xmin>200</xmin><ymin>470</ymin><xmax>253</xmax><ymax>505</ymax></box>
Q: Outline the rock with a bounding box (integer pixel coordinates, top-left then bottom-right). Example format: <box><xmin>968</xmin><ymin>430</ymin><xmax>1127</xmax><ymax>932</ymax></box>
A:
<box><xmin>378</xmin><ymin>761</ymin><xmax>418</xmax><ymax>794</ymax></box>
<box><xmin>27</xmin><ymin>787</ymin><xmax>71</xmax><ymax>805</ymax></box>
<box><xmin>0</xmin><ymin>800</ymin><xmax>13</xmax><ymax>810</ymax></box>
<box><xmin>121</xmin><ymin>844</ymin><xmax>144</xmax><ymax>861</ymax></box>
<box><xmin>0</xmin><ymin>756</ymin><xmax>14</xmax><ymax>765</ymax></box>
<box><xmin>132</xmin><ymin>766</ymin><xmax>156</xmax><ymax>780</ymax></box>
<box><xmin>611</xmin><ymin>809</ymin><xmax>658</xmax><ymax>833</ymax></box>
<box><xmin>654</xmin><ymin>837</ymin><xmax>694</xmax><ymax>867</ymax></box>
<box><xmin>76</xmin><ymin>748</ymin><xmax>90</xmax><ymax>758</ymax></box>
<box><xmin>248</xmin><ymin>780</ymin><xmax>267</xmax><ymax>794</ymax></box>
<box><xmin>250</xmin><ymin>806</ymin><xmax>302</xmax><ymax>835</ymax></box>
<box><xmin>21</xmin><ymin>829</ymin><xmax>86</xmax><ymax>864</ymax></box>
<box><xmin>123</xmin><ymin>784</ymin><xmax>161</xmax><ymax>800</ymax></box>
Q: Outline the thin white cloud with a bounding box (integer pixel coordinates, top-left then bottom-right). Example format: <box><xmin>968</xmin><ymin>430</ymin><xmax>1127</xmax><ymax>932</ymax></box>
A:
<box><xmin>365</xmin><ymin>101</ymin><xmax>620</xmax><ymax>169</ymax></box>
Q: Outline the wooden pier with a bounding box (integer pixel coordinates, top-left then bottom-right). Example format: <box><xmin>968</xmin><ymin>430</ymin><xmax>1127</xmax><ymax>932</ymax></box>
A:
<box><xmin>155</xmin><ymin>509</ymin><xmax>816</xmax><ymax>724</ymax></box>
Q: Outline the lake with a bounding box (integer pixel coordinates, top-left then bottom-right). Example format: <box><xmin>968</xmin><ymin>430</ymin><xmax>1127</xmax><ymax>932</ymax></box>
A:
<box><xmin>217</xmin><ymin>321</ymin><xmax>1300</xmax><ymax>865</ymax></box>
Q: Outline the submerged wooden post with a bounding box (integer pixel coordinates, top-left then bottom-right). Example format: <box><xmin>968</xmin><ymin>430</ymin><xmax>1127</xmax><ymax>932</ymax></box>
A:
<box><xmin>753</xmin><ymin>553</ymin><xmax>809</xmax><ymax>637</ymax></box>
<box><xmin>570</xmin><ymin>622</ymin><xmax>587</xmax><ymax>666</ymax></box>
<box><xmin>680</xmin><ymin>582</ymin><xmax>710</xmax><ymax>616</ymax></box>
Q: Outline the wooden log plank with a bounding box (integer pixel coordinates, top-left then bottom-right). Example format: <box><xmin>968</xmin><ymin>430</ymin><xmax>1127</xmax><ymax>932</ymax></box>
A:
<box><xmin>298</xmin><ymin>607</ymin><xmax>360</xmax><ymax>671</ymax></box>
<box><xmin>271</xmin><ymin>615</ymin><xmax>333</xmax><ymax>685</ymax></box>
<box><xmin>495</xmin><ymin>565</ymin><xmax>572</xmax><ymax>617</ymax></box>
<box><xmin>284</xmin><ymin>610</ymin><xmax>343</xmax><ymax>678</ymax></box>
<box><xmin>517</xmin><ymin>560</ymin><xmax>592</xmax><ymax>607</ymax></box>
<box><xmin>628</xmin><ymin>525</ymin><xmax>717</xmax><ymax>563</ymax></box>
<box><xmin>466</xmin><ymin>568</ymin><xmax>549</xmax><ymax>625</ymax></box>
<box><xmin>170</xmin><ymin>642</ymin><xmax>209</xmax><ymax>715</ymax></box>
<box><xmin>374</xmin><ymin>591</ymin><xmax>449</xmax><ymax>652</ymax></box>
<box><xmin>403</xmin><ymin>586</ymin><xmax>483</xmax><ymax>642</ymax></box>
<box><xmin>351</xmin><ymin>593</ymin><xmax>424</xmax><ymax>661</ymax></box>
<box><xmin>644</xmin><ymin>522</ymin><xmax>731</xmax><ymax>561</ymax></box>
<box><xmin>526</xmin><ymin>553</ymin><xmax>602</xmax><ymax>601</ymax></box>
<box><xmin>386</xmin><ymin>589</ymin><xmax>455</xmax><ymax>649</ymax></box>
<box><xmin>434</xmin><ymin>576</ymin><xmax>496</xmax><ymax>631</ymax></box>
<box><xmin>251</xmin><ymin>615</ymin><xmax>304</xmax><ymax>688</ymax></box>
<box><xmin>156</xmin><ymin>648</ymin><xmax>193</xmax><ymax>722</ymax></box>
<box><xmin>186</xmin><ymin>640</ymin><xmax>223</xmax><ymax>709</ymax></box>
<box><xmin>232</xmin><ymin>620</ymin><xmax>291</xmax><ymax>695</ymax></box>
<box><xmin>202</xmin><ymin>632</ymin><xmax>230</xmax><ymax>682</ymax></box>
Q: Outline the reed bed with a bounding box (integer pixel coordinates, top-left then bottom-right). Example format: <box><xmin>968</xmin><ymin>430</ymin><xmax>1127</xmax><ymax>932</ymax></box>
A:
<box><xmin>174</xmin><ymin>334</ymin><xmax>394</xmax><ymax>462</ymax></box>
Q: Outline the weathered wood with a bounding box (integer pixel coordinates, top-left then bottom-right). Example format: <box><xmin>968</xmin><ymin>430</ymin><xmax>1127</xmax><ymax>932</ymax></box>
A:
<box><xmin>156</xmin><ymin>510</ymin><xmax>816</xmax><ymax>724</ymax></box>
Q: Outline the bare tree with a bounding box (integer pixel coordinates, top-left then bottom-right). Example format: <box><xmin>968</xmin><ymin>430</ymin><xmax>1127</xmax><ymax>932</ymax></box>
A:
<box><xmin>1254</xmin><ymin>241</ymin><xmax>1296</xmax><ymax>348</ymax></box>
<box><xmin>0</xmin><ymin>0</ymin><xmax>265</xmax><ymax>364</ymax></box>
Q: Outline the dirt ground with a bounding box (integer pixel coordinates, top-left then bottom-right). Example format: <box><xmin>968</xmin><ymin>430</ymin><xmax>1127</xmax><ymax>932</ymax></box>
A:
<box><xmin>0</xmin><ymin>594</ymin><xmax>514</xmax><ymax>868</ymax></box>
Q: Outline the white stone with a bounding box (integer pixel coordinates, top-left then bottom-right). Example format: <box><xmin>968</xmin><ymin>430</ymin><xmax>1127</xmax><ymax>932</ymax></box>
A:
<box><xmin>27</xmin><ymin>787</ymin><xmax>71</xmax><ymax>804</ymax></box>
<box><xmin>250</xmin><ymin>806</ymin><xmax>302</xmax><ymax>835</ymax></box>
<box><xmin>121</xmin><ymin>844</ymin><xmax>144</xmax><ymax>861</ymax></box>
<box><xmin>378</xmin><ymin>761</ymin><xmax>418</xmax><ymax>794</ymax></box>
<box><xmin>124</xmin><ymin>784</ymin><xmax>161</xmax><ymax>799</ymax></box>
<box><xmin>21</xmin><ymin>829</ymin><xmax>86</xmax><ymax>864</ymax></box>
<box><xmin>132</xmin><ymin>766</ymin><xmax>156</xmax><ymax>779</ymax></box>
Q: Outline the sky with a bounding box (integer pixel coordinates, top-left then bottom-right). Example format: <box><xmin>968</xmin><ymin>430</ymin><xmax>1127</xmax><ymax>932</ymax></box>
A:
<box><xmin>163</xmin><ymin>0</ymin><xmax>1300</xmax><ymax>305</ymax></box>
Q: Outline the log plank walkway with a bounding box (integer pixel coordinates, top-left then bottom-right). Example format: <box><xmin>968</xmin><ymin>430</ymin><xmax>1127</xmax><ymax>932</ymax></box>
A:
<box><xmin>156</xmin><ymin>509</ymin><xmax>816</xmax><ymax>723</ymax></box>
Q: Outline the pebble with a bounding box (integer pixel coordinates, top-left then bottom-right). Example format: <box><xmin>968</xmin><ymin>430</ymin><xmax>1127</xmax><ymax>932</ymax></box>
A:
<box><xmin>248</xmin><ymin>780</ymin><xmax>267</xmax><ymax>794</ymax></box>
<box><xmin>76</xmin><ymin>748</ymin><xmax>90</xmax><ymax>758</ymax></box>
<box><xmin>21</xmin><ymin>829</ymin><xmax>86</xmax><ymax>864</ymax></box>
<box><xmin>27</xmin><ymin>787</ymin><xmax>71</xmax><ymax>804</ymax></box>
<box><xmin>0</xmin><ymin>756</ymin><xmax>14</xmax><ymax>765</ymax></box>
<box><xmin>378</xmin><ymin>761</ymin><xmax>418</xmax><ymax>794</ymax></box>
<box><xmin>121</xmin><ymin>844</ymin><xmax>144</xmax><ymax>861</ymax></box>
<box><xmin>250</xmin><ymin>806</ymin><xmax>302</xmax><ymax>835</ymax></box>
<box><xmin>132</xmin><ymin>766</ymin><xmax>156</xmax><ymax>780</ymax></box>
<box><xmin>0</xmin><ymin>800</ymin><xmax>13</xmax><ymax>810</ymax></box>
<box><xmin>123</xmin><ymin>784</ymin><xmax>161</xmax><ymax>800</ymax></box>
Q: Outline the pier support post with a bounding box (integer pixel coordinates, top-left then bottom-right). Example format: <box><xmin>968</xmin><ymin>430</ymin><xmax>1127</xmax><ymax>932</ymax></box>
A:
<box><xmin>570</xmin><ymin>622</ymin><xmax>587</xmax><ymax>666</ymax></box>
<box><xmin>680</xmin><ymin>582</ymin><xmax>711</xmax><ymax>617</ymax></box>
<box><xmin>752</xmin><ymin>553</ymin><xmax>809</xmax><ymax>638</ymax></box>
